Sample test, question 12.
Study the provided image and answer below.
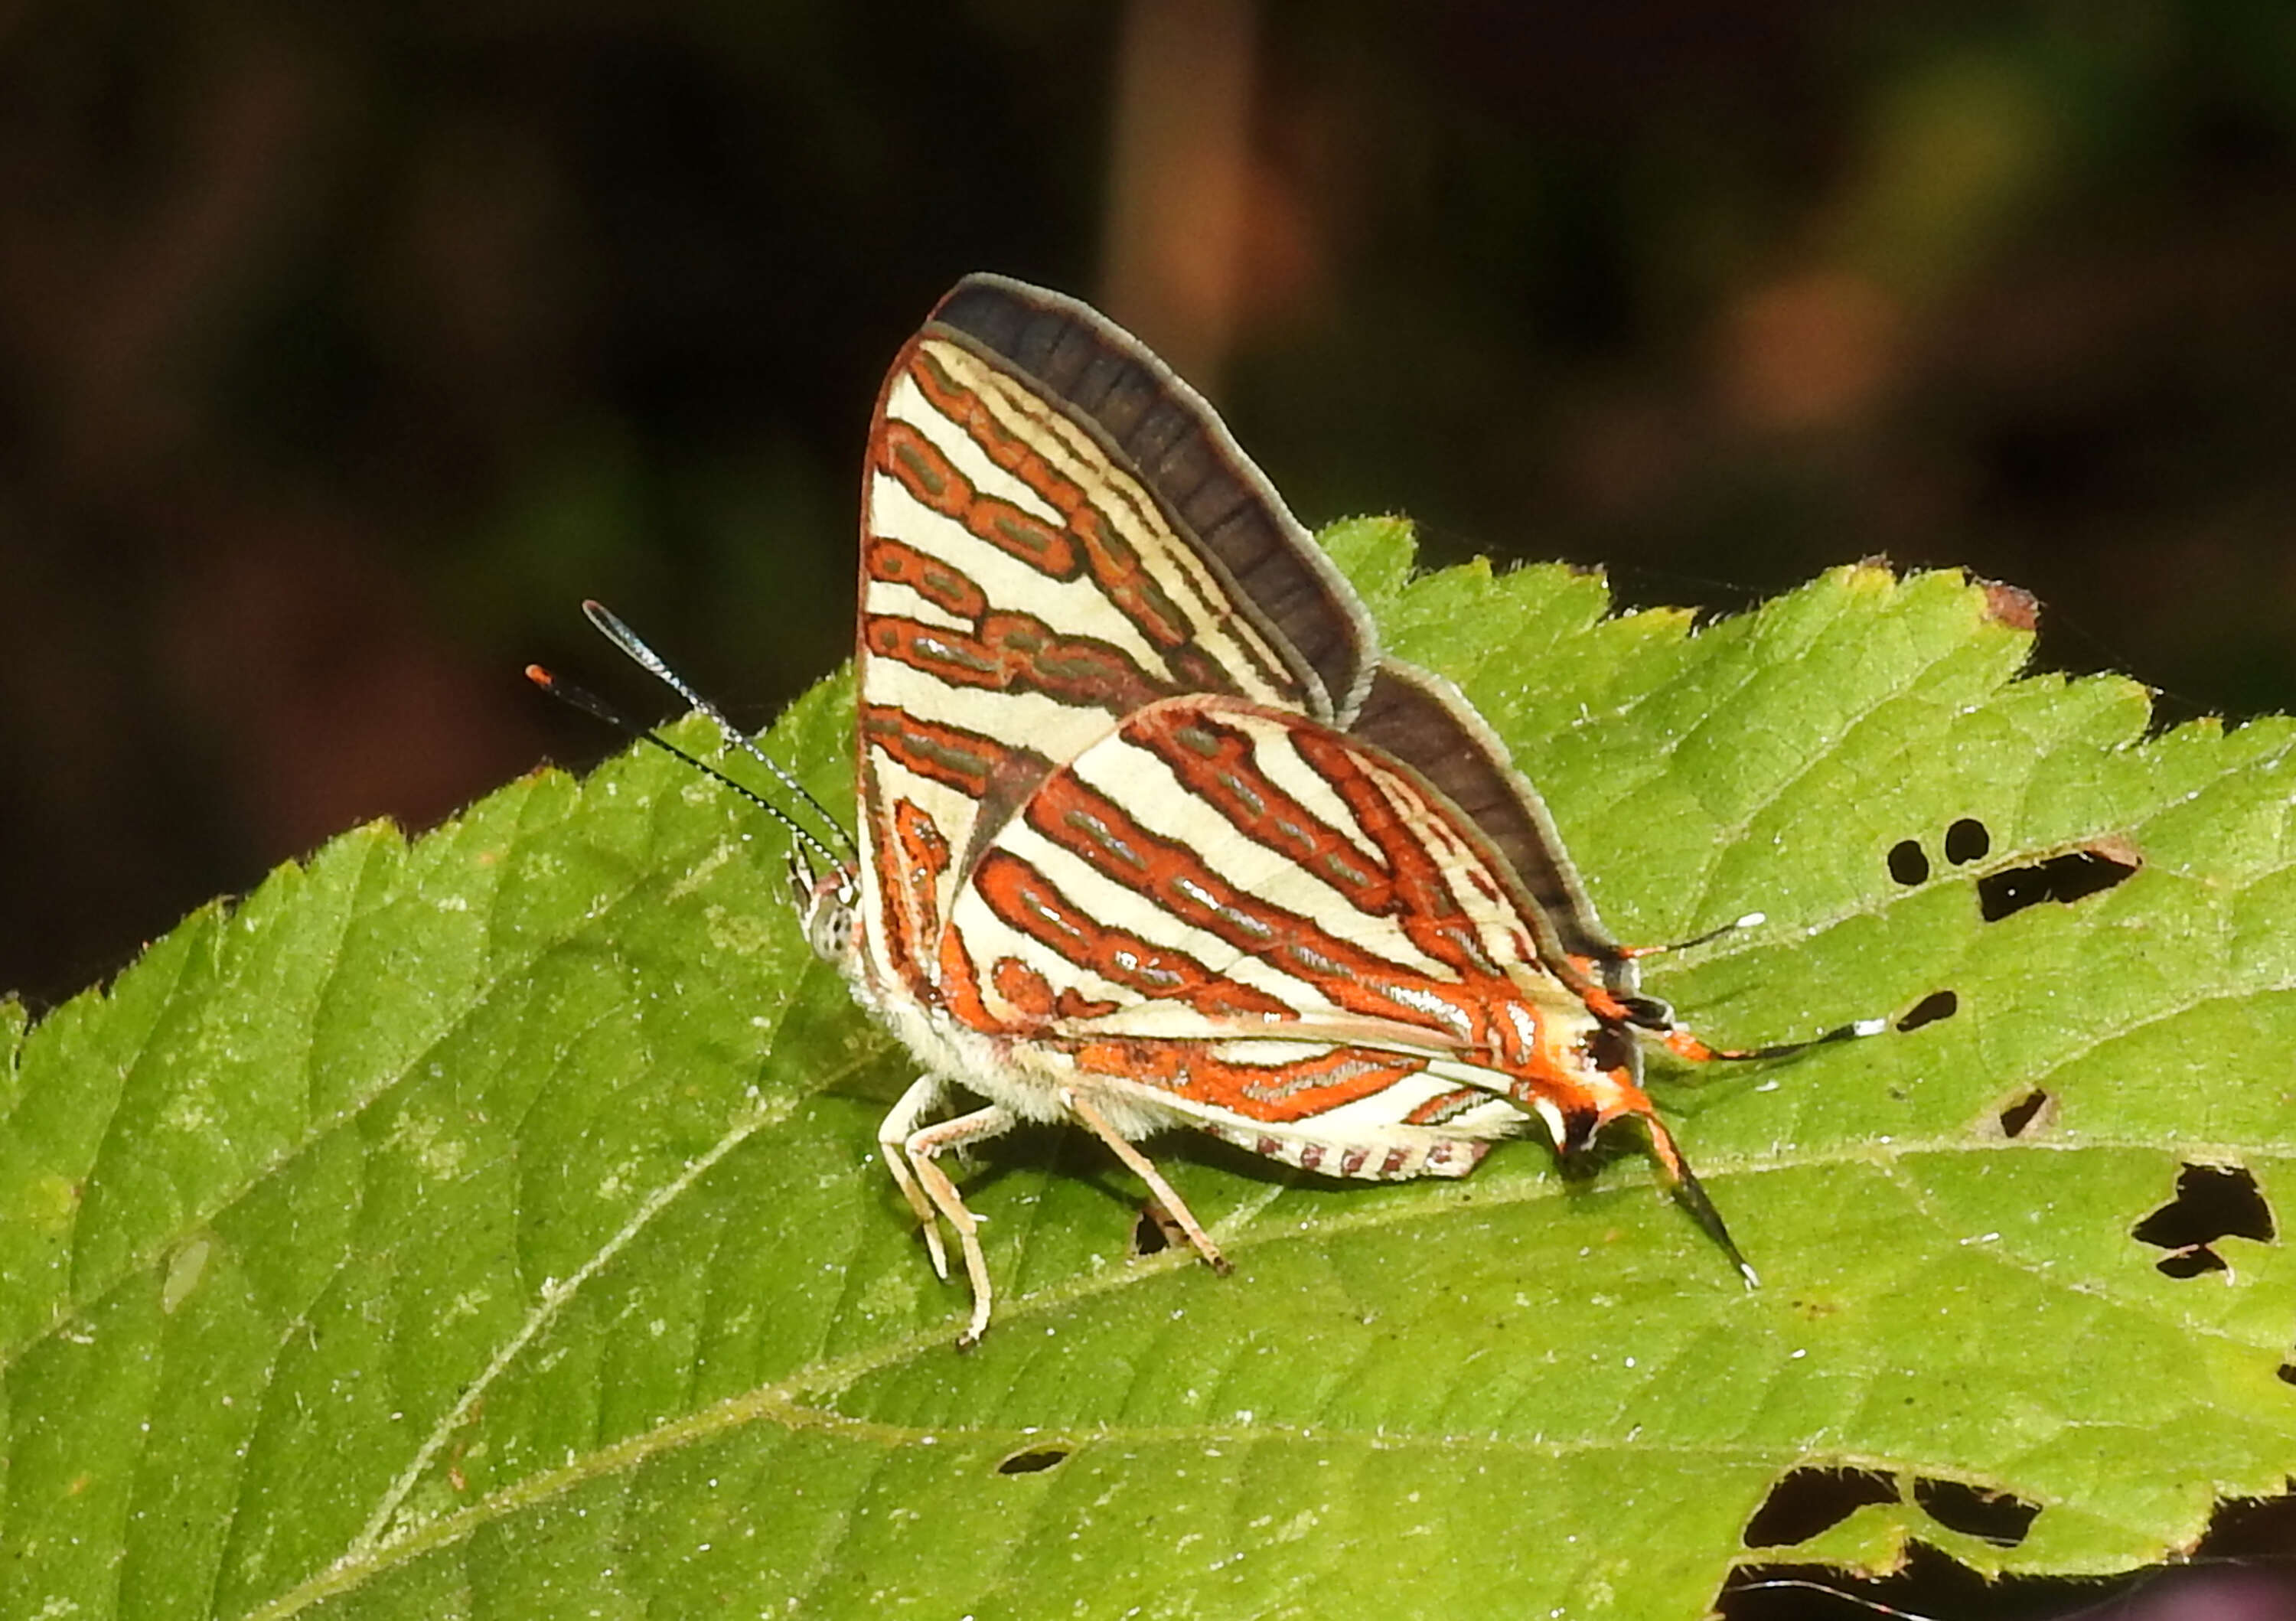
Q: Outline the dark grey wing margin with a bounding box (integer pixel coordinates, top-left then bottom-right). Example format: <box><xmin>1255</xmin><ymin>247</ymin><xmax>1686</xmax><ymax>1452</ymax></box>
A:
<box><xmin>927</xmin><ymin>272</ymin><xmax>1375</xmax><ymax>725</ymax></box>
<box><xmin>1351</xmin><ymin>661</ymin><xmax>1638</xmax><ymax>995</ymax></box>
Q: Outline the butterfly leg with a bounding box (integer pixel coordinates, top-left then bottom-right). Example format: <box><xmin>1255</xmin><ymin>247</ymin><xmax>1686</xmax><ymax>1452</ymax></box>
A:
<box><xmin>1062</xmin><ymin>1089</ymin><xmax>1233</xmax><ymax>1277</ymax></box>
<box><xmin>879</xmin><ymin>1076</ymin><xmax>957</xmax><ymax>1276</ymax></box>
<box><xmin>896</xmin><ymin>1098</ymin><xmax>1019</xmax><ymax>1346</ymax></box>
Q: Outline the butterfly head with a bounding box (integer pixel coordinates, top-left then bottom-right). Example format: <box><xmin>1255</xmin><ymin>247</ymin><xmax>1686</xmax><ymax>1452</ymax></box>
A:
<box><xmin>788</xmin><ymin>846</ymin><xmax>861</xmax><ymax>964</ymax></box>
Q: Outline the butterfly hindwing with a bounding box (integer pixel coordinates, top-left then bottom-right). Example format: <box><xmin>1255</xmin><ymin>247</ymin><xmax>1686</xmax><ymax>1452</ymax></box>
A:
<box><xmin>936</xmin><ymin>693</ymin><xmax>1610</xmax><ymax>1163</ymax></box>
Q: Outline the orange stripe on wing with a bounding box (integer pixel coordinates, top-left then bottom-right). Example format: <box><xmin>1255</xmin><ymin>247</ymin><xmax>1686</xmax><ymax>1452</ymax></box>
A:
<box><xmin>869</xmin><ymin>795</ymin><xmax>952</xmax><ymax>1000</ymax></box>
<box><xmin>971</xmin><ymin>849</ymin><xmax>1293</xmax><ymax>1020</ymax></box>
<box><xmin>1123</xmin><ymin>704</ymin><xmax>1397</xmax><ymax>913</ymax></box>
<box><xmin>1022</xmin><ymin>771</ymin><xmax>1493</xmax><ymax>1049</ymax></box>
<box><xmin>1291</xmin><ymin>729</ymin><xmax>1512</xmax><ymax>986</ymax></box>
<box><xmin>879</xmin><ymin>416</ymin><xmax>1080</xmax><ymax>581</ymax></box>
<box><xmin>1070</xmin><ymin>1037</ymin><xmax>1430</xmax><ymax>1124</ymax></box>
<box><xmin>985</xmin><ymin>957</ymin><xmax>1124</xmax><ymax>1029</ymax></box>
<box><xmin>1404</xmin><ymin>1086</ymin><xmax>1494</xmax><ymax>1127</ymax></box>
<box><xmin>991</xmin><ymin>954</ymin><xmax>1058</xmax><ymax>1020</ymax></box>
<box><xmin>865</xmin><ymin>533</ymin><xmax>989</xmax><ymax>620</ymax></box>
<box><xmin>862</xmin><ymin>703</ymin><xmax>1016</xmax><ymax>798</ymax></box>
<box><xmin>903</xmin><ymin>346</ymin><xmax>1265</xmax><ymax>699</ymax></box>
<box><xmin>865</xmin><ymin>611</ymin><xmax>1168</xmax><ymax>716</ymax></box>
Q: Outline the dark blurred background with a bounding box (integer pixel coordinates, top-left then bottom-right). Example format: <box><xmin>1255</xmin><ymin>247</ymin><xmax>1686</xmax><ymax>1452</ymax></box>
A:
<box><xmin>2</xmin><ymin>3</ymin><xmax>2293</xmax><ymax>1613</ymax></box>
<box><xmin>10</xmin><ymin>0</ymin><xmax>2296</xmax><ymax>1005</ymax></box>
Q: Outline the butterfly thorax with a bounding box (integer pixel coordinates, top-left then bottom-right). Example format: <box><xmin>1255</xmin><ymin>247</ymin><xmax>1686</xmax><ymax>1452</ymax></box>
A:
<box><xmin>797</xmin><ymin>844</ymin><xmax>1154</xmax><ymax>1132</ymax></box>
<box><xmin>793</xmin><ymin>850</ymin><xmax>970</xmax><ymax>1078</ymax></box>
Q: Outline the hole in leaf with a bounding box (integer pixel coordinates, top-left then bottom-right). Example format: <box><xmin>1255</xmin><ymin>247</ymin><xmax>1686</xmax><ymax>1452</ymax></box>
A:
<box><xmin>1130</xmin><ymin>1197</ymin><xmax>1192</xmax><ymax>1259</ymax></box>
<box><xmin>1724</xmin><ymin>1496</ymin><xmax>2296</xmax><ymax>1619</ymax></box>
<box><xmin>996</xmin><ymin>1447</ymin><xmax>1070</xmax><ymax>1476</ymax></box>
<box><xmin>1944</xmin><ymin>817</ymin><xmax>1991</xmax><ymax>864</ymax></box>
<box><xmin>1976</xmin><ymin>846</ymin><xmax>2138</xmax><ymax>921</ymax></box>
<box><xmin>2133</xmin><ymin>1163</ymin><xmax>2275</xmax><ymax>1248</ymax></box>
<box><xmin>2278</xmin><ymin>1362</ymin><xmax>2296</xmax><ymax>1388</ymax></box>
<box><xmin>2157</xmin><ymin>1248</ymin><xmax>2230</xmax><ymax>1280</ymax></box>
<box><xmin>1895</xmin><ymin>990</ymin><xmax>1957</xmax><ymax>1032</ymax></box>
<box><xmin>1720</xmin><ymin>1548</ymin><xmax>2059</xmax><ymax>1621</ymax></box>
<box><xmin>1741</xmin><ymin>1466</ymin><xmax>1899</xmax><ymax>1548</ymax></box>
<box><xmin>1911</xmin><ymin>1477</ymin><xmax>2040</xmax><ymax>1545</ymax></box>
<box><xmin>1996</xmin><ymin>1088</ymin><xmax>2053</xmax><ymax>1139</ymax></box>
<box><xmin>1887</xmin><ymin>839</ymin><xmax>1930</xmax><ymax>886</ymax></box>
<box><xmin>1130</xmin><ymin>1207</ymin><xmax>1170</xmax><ymax>1257</ymax></box>
<box><xmin>2132</xmin><ymin>1163</ymin><xmax>2275</xmax><ymax>1279</ymax></box>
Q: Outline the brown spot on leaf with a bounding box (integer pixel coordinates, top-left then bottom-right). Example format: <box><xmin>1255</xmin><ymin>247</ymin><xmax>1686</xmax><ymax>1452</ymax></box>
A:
<box><xmin>1978</xmin><ymin>577</ymin><xmax>2042</xmax><ymax>632</ymax></box>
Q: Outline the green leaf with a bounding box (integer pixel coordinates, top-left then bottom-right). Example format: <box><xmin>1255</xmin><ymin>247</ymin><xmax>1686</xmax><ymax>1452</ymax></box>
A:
<box><xmin>7</xmin><ymin>521</ymin><xmax>2293</xmax><ymax>1619</ymax></box>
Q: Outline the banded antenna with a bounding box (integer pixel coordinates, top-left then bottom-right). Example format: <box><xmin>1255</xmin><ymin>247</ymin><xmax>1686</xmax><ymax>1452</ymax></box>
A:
<box><xmin>527</xmin><ymin>601</ymin><xmax>854</xmax><ymax>872</ymax></box>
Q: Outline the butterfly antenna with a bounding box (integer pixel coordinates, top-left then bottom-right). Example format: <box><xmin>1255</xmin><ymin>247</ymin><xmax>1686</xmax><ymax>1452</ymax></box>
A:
<box><xmin>577</xmin><ymin>600</ymin><xmax>859</xmax><ymax>859</ymax></box>
<box><xmin>1726</xmin><ymin>1580</ymin><xmax>1943</xmax><ymax>1621</ymax></box>
<box><xmin>526</xmin><ymin>664</ymin><xmax>845</xmax><ymax>875</ymax></box>
<box><xmin>1609</xmin><ymin>913</ymin><xmax>1889</xmax><ymax>1061</ymax></box>
<box><xmin>1668</xmin><ymin>1017</ymin><xmax>1890</xmax><ymax>1064</ymax></box>
<box><xmin>1617</xmin><ymin>912</ymin><xmax>1767</xmax><ymax>959</ymax></box>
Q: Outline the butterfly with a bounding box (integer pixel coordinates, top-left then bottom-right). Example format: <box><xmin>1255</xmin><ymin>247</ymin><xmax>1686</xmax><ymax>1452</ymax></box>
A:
<box><xmin>546</xmin><ymin>274</ymin><xmax>1877</xmax><ymax>1345</ymax></box>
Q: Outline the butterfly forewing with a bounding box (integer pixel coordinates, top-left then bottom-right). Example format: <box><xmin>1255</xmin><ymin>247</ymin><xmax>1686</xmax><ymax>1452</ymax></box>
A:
<box><xmin>926</xmin><ymin>275</ymin><xmax>1375</xmax><ymax>719</ymax></box>
<box><xmin>857</xmin><ymin>278</ymin><xmax>1375</xmax><ymax>1008</ymax></box>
